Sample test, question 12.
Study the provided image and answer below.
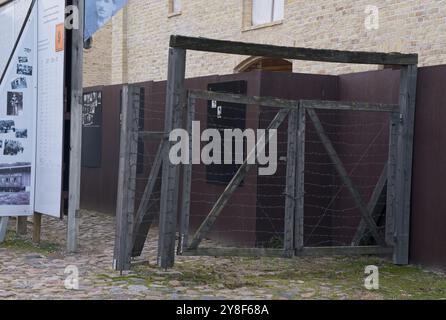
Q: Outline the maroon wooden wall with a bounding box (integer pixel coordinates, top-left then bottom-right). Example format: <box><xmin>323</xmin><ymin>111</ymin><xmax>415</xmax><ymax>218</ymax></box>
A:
<box><xmin>80</xmin><ymin>66</ymin><xmax>446</xmax><ymax>269</ymax></box>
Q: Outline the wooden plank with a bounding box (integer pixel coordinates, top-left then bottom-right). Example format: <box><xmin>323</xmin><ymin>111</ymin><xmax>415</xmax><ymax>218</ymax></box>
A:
<box><xmin>182</xmin><ymin>247</ymin><xmax>287</xmax><ymax>258</ymax></box>
<box><xmin>189</xmin><ymin>89</ymin><xmax>300</xmax><ymax>109</ymax></box>
<box><xmin>189</xmin><ymin>90</ymin><xmax>399</xmax><ymax>112</ymax></box>
<box><xmin>394</xmin><ymin>65</ymin><xmax>418</xmax><ymax>265</ymax></box>
<box><xmin>386</xmin><ymin>112</ymin><xmax>399</xmax><ymax>246</ymax></box>
<box><xmin>299</xmin><ymin>246</ymin><xmax>393</xmax><ymax>257</ymax></box>
<box><xmin>178</xmin><ymin>96</ymin><xmax>195</xmax><ymax>254</ymax></box>
<box><xmin>113</xmin><ymin>85</ymin><xmax>140</xmax><ymax>271</ymax></box>
<box><xmin>295</xmin><ymin>104</ymin><xmax>306</xmax><ymax>252</ymax></box>
<box><xmin>306</xmin><ymin>108</ymin><xmax>386</xmax><ymax>247</ymax></box>
<box><xmin>284</xmin><ymin>109</ymin><xmax>298</xmax><ymax>254</ymax></box>
<box><xmin>351</xmin><ymin>164</ymin><xmax>388</xmax><ymax>245</ymax></box>
<box><xmin>301</xmin><ymin>100</ymin><xmax>399</xmax><ymax>113</ymax></box>
<box><xmin>67</xmin><ymin>0</ymin><xmax>84</xmax><ymax>253</ymax></box>
<box><xmin>170</xmin><ymin>35</ymin><xmax>418</xmax><ymax>65</ymax></box>
<box><xmin>158</xmin><ymin>48</ymin><xmax>186</xmax><ymax>269</ymax></box>
<box><xmin>182</xmin><ymin>246</ymin><xmax>392</xmax><ymax>258</ymax></box>
<box><xmin>131</xmin><ymin>141</ymin><xmax>165</xmax><ymax>257</ymax></box>
<box><xmin>33</xmin><ymin>213</ymin><xmax>41</xmax><ymax>244</ymax></box>
<box><xmin>188</xmin><ymin>109</ymin><xmax>290</xmax><ymax>250</ymax></box>
<box><xmin>16</xmin><ymin>216</ymin><xmax>27</xmax><ymax>236</ymax></box>
<box><xmin>0</xmin><ymin>217</ymin><xmax>8</xmax><ymax>243</ymax></box>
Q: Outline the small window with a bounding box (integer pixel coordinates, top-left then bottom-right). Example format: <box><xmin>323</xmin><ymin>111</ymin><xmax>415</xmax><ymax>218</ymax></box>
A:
<box><xmin>252</xmin><ymin>0</ymin><xmax>284</xmax><ymax>26</ymax></box>
<box><xmin>169</xmin><ymin>0</ymin><xmax>181</xmax><ymax>15</ymax></box>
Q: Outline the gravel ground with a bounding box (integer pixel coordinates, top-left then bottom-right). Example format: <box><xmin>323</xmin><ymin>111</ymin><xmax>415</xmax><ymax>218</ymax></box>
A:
<box><xmin>0</xmin><ymin>210</ymin><xmax>445</xmax><ymax>300</ymax></box>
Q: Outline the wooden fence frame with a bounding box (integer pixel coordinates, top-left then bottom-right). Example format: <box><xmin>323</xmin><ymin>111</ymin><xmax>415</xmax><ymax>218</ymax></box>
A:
<box><xmin>115</xmin><ymin>35</ymin><xmax>417</xmax><ymax>270</ymax></box>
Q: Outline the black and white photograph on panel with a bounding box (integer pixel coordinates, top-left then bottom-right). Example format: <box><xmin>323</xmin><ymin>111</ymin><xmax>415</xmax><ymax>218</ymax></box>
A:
<box><xmin>16</xmin><ymin>64</ymin><xmax>33</xmax><ymax>76</ymax></box>
<box><xmin>0</xmin><ymin>120</ymin><xmax>15</xmax><ymax>134</ymax></box>
<box><xmin>15</xmin><ymin>129</ymin><xmax>27</xmax><ymax>139</ymax></box>
<box><xmin>7</xmin><ymin>92</ymin><xmax>23</xmax><ymax>116</ymax></box>
<box><xmin>0</xmin><ymin>162</ymin><xmax>31</xmax><ymax>205</ymax></box>
<box><xmin>3</xmin><ymin>140</ymin><xmax>24</xmax><ymax>156</ymax></box>
<box><xmin>82</xmin><ymin>91</ymin><xmax>103</xmax><ymax>168</ymax></box>
<box><xmin>11</xmin><ymin>77</ymin><xmax>27</xmax><ymax>90</ymax></box>
<box><xmin>82</xmin><ymin>91</ymin><xmax>102</xmax><ymax>127</ymax></box>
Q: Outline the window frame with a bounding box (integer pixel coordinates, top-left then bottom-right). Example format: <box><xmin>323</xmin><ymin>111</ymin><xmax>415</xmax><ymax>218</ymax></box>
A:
<box><xmin>168</xmin><ymin>0</ymin><xmax>182</xmax><ymax>17</ymax></box>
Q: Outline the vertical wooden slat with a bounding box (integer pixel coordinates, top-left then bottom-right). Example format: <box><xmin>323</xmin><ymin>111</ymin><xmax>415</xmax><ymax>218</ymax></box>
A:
<box><xmin>114</xmin><ymin>85</ymin><xmax>140</xmax><ymax>271</ymax></box>
<box><xmin>67</xmin><ymin>0</ymin><xmax>84</xmax><ymax>253</ymax></box>
<box><xmin>178</xmin><ymin>95</ymin><xmax>195</xmax><ymax>254</ymax></box>
<box><xmin>386</xmin><ymin>112</ymin><xmax>399</xmax><ymax>246</ymax></box>
<box><xmin>295</xmin><ymin>104</ymin><xmax>306</xmax><ymax>252</ymax></box>
<box><xmin>394</xmin><ymin>65</ymin><xmax>418</xmax><ymax>265</ymax></box>
<box><xmin>158</xmin><ymin>48</ymin><xmax>186</xmax><ymax>269</ymax></box>
<box><xmin>284</xmin><ymin>109</ymin><xmax>298</xmax><ymax>255</ymax></box>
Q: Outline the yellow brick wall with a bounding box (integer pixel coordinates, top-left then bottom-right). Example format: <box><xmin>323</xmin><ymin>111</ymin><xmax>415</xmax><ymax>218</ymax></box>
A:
<box><xmin>83</xmin><ymin>0</ymin><xmax>446</xmax><ymax>87</ymax></box>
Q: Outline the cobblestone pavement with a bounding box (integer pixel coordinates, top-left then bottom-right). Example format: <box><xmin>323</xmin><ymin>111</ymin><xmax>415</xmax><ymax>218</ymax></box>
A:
<box><xmin>0</xmin><ymin>210</ymin><xmax>446</xmax><ymax>300</ymax></box>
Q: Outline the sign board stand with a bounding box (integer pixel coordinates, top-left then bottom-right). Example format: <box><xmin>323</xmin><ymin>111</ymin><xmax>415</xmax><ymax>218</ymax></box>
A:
<box><xmin>0</xmin><ymin>217</ymin><xmax>8</xmax><ymax>243</ymax></box>
<box><xmin>67</xmin><ymin>0</ymin><xmax>84</xmax><ymax>253</ymax></box>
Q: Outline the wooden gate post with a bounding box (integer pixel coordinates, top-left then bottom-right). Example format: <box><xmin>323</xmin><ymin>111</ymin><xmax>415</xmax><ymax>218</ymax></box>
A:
<box><xmin>114</xmin><ymin>85</ymin><xmax>140</xmax><ymax>271</ymax></box>
<box><xmin>284</xmin><ymin>109</ymin><xmax>298</xmax><ymax>255</ymax></box>
<box><xmin>158</xmin><ymin>47</ymin><xmax>186</xmax><ymax>269</ymax></box>
<box><xmin>394</xmin><ymin>65</ymin><xmax>418</xmax><ymax>265</ymax></box>
<box><xmin>178</xmin><ymin>95</ymin><xmax>195</xmax><ymax>254</ymax></box>
<box><xmin>294</xmin><ymin>104</ymin><xmax>306</xmax><ymax>252</ymax></box>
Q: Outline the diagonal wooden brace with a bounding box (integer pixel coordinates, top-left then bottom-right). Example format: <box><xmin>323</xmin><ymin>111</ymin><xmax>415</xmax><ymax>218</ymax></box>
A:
<box><xmin>188</xmin><ymin>108</ymin><xmax>291</xmax><ymax>250</ymax></box>
<box><xmin>306</xmin><ymin>108</ymin><xmax>387</xmax><ymax>247</ymax></box>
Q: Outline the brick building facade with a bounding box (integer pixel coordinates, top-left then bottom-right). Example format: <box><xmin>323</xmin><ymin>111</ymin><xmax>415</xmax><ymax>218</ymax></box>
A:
<box><xmin>84</xmin><ymin>0</ymin><xmax>446</xmax><ymax>87</ymax></box>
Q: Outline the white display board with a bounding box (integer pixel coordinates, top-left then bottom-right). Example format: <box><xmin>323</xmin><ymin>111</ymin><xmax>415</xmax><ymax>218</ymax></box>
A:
<box><xmin>0</xmin><ymin>0</ymin><xmax>65</xmax><ymax>218</ymax></box>
<box><xmin>34</xmin><ymin>0</ymin><xmax>65</xmax><ymax>217</ymax></box>
<box><xmin>0</xmin><ymin>0</ymin><xmax>32</xmax><ymax>75</ymax></box>
<box><xmin>0</xmin><ymin>0</ymin><xmax>37</xmax><ymax>216</ymax></box>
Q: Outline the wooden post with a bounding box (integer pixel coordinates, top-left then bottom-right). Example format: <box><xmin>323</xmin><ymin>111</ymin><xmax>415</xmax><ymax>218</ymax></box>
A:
<box><xmin>178</xmin><ymin>95</ymin><xmax>195</xmax><ymax>254</ymax></box>
<box><xmin>295</xmin><ymin>104</ymin><xmax>306</xmax><ymax>252</ymax></box>
<box><xmin>394</xmin><ymin>65</ymin><xmax>418</xmax><ymax>265</ymax></box>
<box><xmin>67</xmin><ymin>0</ymin><xmax>84</xmax><ymax>253</ymax></box>
<box><xmin>386</xmin><ymin>112</ymin><xmax>399</xmax><ymax>246</ymax></box>
<box><xmin>114</xmin><ymin>85</ymin><xmax>140</xmax><ymax>271</ymax></box>
<box><xmin>16</xmin><ymin>216</ymin><xmax>27</xmax><ymax>236</ymax></box>
<box><xmin>33</xmin><ymin>213</ymin><xmax>42</xmax><ymax>244</ymax></box>
<box><xmin>0</xmin><ymin>217</ymin><xmax>8</xmax><ymax>243</ymax></box>
<box><xmin>284</xmin><ymin>109</ymin><xmax>298</xmax><ymax>255</ymax></box>
<box><xmin>158</xmin><ymin>47</ymin><xmax>186</xmax><ymax>269</ymax></box>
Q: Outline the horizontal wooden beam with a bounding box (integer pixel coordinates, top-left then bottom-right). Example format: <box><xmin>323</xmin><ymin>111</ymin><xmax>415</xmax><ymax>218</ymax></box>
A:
<box><xmin>182</xmin><ymin>246</ymin><xmax>392</xmax><ymax>258</ymax></box>
<box><xmin>189</xmin><ymin>89</ymin><xmax>300</xmax><ymax>108</ymax></box>
<box><xmin>301</xmin><ymin>100</ymin><xmax>399</xmax><ymax>113</ymax></box>
<box><xmin>299</xmin><ymin>246</ymin><xmax>393</xmax><ymax>256</ymax></box>
<box><xmin>170</xmin><ymin>35</ymin><xmax>418</xmax><ymax>66</ymax></box>
<box><xmin>189</xmin><ymin>90</ymin><xmax>399</xmax><ymax>113</ymax></box>
<box><xmin>182</xmin><ymin>247</ymin><xmax>288</xmax><ymax>258</ymax></box>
